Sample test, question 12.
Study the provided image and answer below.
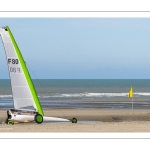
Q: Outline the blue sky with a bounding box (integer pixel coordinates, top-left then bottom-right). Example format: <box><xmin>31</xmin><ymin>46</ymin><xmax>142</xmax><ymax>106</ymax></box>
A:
<box><xmin>0</xmin><ymin>18</ymin><xmax>150</xmax><ymax>79</ymax></box>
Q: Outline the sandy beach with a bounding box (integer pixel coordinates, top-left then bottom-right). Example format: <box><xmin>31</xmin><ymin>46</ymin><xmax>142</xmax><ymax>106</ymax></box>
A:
<box><xmin>1</xmin><ymin>108</ymin><xmax>150</xmax><ymax>132</ymax></box>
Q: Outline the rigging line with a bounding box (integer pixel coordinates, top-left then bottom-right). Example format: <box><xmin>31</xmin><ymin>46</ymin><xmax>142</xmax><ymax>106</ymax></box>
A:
<box><xmin>25</xmin><ymin>62</ymin><xmax>68</xmax><ymax>119</ymax></box>
<box><xmin>25</xmin><ymin>62</ymin><xmax>51</xmax><ymax>96</ymax></box>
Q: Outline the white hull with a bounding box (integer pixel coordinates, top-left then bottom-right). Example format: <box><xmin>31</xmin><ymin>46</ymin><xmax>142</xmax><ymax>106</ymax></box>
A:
<box><xmin>10</xmin><ymin>114</ymin><xmax>70</xmax><ymax>123</ymax></box>
<box><xmin>43</xmin><ymin>116</ymin><xmax>70</xmax><ymax>122</ymax></box>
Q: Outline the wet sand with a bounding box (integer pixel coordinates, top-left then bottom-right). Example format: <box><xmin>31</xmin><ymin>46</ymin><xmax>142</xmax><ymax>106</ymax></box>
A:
<box><xmin>0</xmin><ymin>108</ymin><xmax>150</xmax><ymax>132</ymax></box>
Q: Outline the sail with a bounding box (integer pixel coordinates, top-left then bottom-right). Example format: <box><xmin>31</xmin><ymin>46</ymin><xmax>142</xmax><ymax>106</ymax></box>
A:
<box><xmin>0</xmin><ymin>26</ymin><xmax>43</xmax><ymax>116</ymax></box>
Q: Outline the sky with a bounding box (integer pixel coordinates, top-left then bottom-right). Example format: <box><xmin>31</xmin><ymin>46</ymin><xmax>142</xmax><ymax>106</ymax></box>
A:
<box><xmin>0</xmin><ymin>18</ymin><xmax>150</xmax><ymax>79</ymax></box>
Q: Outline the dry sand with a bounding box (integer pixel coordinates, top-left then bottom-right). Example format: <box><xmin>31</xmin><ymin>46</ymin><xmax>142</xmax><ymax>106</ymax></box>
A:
<box><xmin>0</xmin><ymin>108</ymin><xmax>150</xmax><ymax>132</ymax></box>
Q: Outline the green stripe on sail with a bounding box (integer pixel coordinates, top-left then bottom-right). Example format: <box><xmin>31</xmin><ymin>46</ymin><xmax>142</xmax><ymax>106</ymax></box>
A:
<box><xmin>6</xmin><ymin>26</ymin><xmax>44</xmax><ymax>116</ymax></box>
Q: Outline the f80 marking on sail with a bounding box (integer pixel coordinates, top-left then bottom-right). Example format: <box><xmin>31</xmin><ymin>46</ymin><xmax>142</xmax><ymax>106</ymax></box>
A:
<box><xmin>8</xmin><ymin>59</ymin><xmax>19</xmax><ymax>64</ymax></box>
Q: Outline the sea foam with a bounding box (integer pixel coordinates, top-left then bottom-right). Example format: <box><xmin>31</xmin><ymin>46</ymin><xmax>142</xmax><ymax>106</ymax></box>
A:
<box><xmin>38</xmin><ymin>92</ymin><xmax>150</xmax><ymax>98</ymax></box>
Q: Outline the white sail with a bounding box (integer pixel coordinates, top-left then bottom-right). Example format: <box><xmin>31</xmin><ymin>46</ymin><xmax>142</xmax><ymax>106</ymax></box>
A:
<box><xmin>0</xmin><ymin>27</ymin><xmax>43</xmax><ymax>114</ymax></box>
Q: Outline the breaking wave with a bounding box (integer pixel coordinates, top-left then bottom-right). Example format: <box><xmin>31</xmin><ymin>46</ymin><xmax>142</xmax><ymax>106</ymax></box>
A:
<box><xmin>0</xmin><ymin>95</ymin><xmax>12</xmax><ymax>98</ymax></box>
<box><xmin>38</xmin><ymin>92</ymin><xmax>150</xmax><ymax>98</ymax></box>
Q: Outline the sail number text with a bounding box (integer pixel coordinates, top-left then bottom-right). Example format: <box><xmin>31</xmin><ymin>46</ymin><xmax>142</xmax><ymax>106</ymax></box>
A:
<box><xmin>9</xmin><ymin>67</ymin><xmax>21</xmax><ymax>73</ymax></box>
<box><xmin>8</xmin><ymin>59</ymin><xmax>19</xmax><ymax>64</ymax></box>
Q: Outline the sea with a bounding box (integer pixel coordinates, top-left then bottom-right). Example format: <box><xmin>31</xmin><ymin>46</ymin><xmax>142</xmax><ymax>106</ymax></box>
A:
<box><xmin>1</xmin><ymin>79</ymin><xmax>150</xmax><ymax>109</ymax></box>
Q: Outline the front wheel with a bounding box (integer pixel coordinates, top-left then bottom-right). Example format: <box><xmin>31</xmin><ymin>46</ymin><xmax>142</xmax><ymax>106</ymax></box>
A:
<box><xmin>34</xmin><ymin>114</ymin><xmax>43</xmax><ymax>124</ymax></box>
<box><xmin>72</xmin><ymin>118</ymin><xmax>77</xmax><ymax>123</ymax></box>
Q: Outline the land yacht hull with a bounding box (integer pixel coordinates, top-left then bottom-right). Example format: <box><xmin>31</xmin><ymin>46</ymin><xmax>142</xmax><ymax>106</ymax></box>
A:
<box><xmin>9</xmin><ymin>114</ymin><xmax>70</xmax><ymax>123</ymax></box>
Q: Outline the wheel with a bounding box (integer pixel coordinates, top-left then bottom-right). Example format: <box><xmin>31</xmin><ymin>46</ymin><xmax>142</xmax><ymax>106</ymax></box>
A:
<box><xmin>5</xmin><ymin>118</ymin><xmax>14</xmax><ymax>125</ymax></box>
<box><xmin>34</xmin><ymin>114</ymin><xmax>43</xmax><ymax>124</ymax></box>
<box><xmin>72</xmin><ymin>118</ymin><xmax>77</xmax><ymax>123</ymax></box>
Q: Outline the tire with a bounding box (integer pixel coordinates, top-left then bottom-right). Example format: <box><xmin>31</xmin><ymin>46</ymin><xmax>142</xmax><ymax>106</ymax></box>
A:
<box><xmin>72</xmin><ymin>118</ymin><xmax>77</xmax><ymax>123</ymax></box>
<box><xmin>34</xmin><ymin>114</ymin><xmax>43</xmax><ymax>124</ymax></box>
<box><xmin>5</xmin><ymin>118</ymin><xmax>14</xmax><ymax>125</ymax></box>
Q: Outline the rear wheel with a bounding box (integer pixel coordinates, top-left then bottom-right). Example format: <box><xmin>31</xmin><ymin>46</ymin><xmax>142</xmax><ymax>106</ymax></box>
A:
<box><xmin>72</xmin><ymin>118</ymin><xmax>77</xmax><ymax>123</ymax></box>
<box><xmin>5</xmin><ymin>118</ymin><xmax>14</xmax><ymax>125</ymax></box>
<box><xmin>34</xmin><ymin>114</ymin><xmax>43</xmax><ymax>124</ymax></box>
